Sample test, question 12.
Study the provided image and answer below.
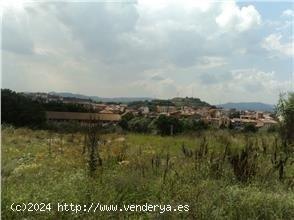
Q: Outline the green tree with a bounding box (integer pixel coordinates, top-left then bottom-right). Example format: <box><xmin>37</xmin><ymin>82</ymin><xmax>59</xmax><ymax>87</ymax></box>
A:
<box><xmin>155</xmin><ymin>115</ymin><xmax>183</xmax><ymax>135</ymax></box>
<box><xmin>1</xmin><ymin>89</ymin><xmax>46</xmax><ymax>128</ymax></box>
<box><xmin>276</xmin><ymin>92</ymin><xmax>294</xmax><ymax>143</ymax></box>
<box><xmin>128</xmin><ymin>116</ymin><xmax>152</xmax><ymax>133</ymax></box>
<box><xmin>243</xmin><ymin>124</ymin><xmax>257</xmax><ymax>133</ymax></box>
<box><xmin>181</xmin><ymin>118</ymin><xmax>208</xmax><ymax>132</ymax></box>
<box><xmin>273</xmin><ymin>92</ymin><xmax>294</xmax><ymax>181</ymax></box>
<box><xmin>191</xmin><ymin>119</ymin><xmax>208</xmax><ymax>131</ymax></box>
<box><xmin>118</xmin><ymin>112</ymin><xmax>134</xmax><ymax>130</ymax></box>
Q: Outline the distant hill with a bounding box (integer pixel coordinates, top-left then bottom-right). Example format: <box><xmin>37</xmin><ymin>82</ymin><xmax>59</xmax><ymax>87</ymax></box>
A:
<box><xmin>217</xmin><ymin>102</ymin><xmax>275</xmax><ymax>112</ymax></box>
<box><xmin>49</xmin><ymin>92</ymin><xmax>211</xmax><ymax>107</ymax></box>
<box><xmin>49</xmin><ymin>92</ymin><xmax>152</xmax><ymax>103</ymax></box>
<box><xmin>128</xmin><ymin>97</ymin><xmax>211</xmax><ymax>111</ymax></box>
<box><xmin>171</xmin><ymin>97</ymin><xmax>211</xmax><ymax>107</ymax></box>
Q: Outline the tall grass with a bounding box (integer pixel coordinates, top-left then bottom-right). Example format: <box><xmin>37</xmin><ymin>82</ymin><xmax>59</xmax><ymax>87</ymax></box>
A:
<box><xmin>2</xmin><ymin>126</ymin><xmax>294</xmax><ymax>219</ymax></box>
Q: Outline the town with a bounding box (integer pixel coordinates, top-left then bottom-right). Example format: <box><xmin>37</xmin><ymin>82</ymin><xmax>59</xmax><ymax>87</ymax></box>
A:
<box><xmin>25</xmin><ymin>92</ymin><xmax>278</xmax><ymax>131</ymax></box>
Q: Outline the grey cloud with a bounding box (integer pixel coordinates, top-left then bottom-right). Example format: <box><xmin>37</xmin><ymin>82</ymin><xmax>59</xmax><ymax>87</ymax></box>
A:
<box><xmin>199</xmin><ymin>72</ymin><xmax>233</xmax><ymax>85</ymax></box>
<box><xmin>151</xmin><ymin>75</ymin><xmax>164</xmax><ymax>81</ymax></box>
<box><xmin>2</xmin><ymin>13</ymin><xmax>35</xmax><ymax>55</ymax></box>
<box><xmin>166</xmin><ymin>30</ymin><xmax>205</xmax><ymax>67</ymax></box>
<box><xmin>243</xmin><ymin>81</ymin><xmax>264</xmax><ymax>92</ymax></box>
<box><xmin>40</xmin><ymin>1</ymin><xmax>267</xmax><ymax>70</ymax></box>
<box><xmin>53</xmin><ymin>2</ymin><xmax>139</xmax><ymax>62</ymax></box>
<box><xmin>199</xmin><ymin>73</ymin><xmax>218</xmax><ymax>85</ymax></box>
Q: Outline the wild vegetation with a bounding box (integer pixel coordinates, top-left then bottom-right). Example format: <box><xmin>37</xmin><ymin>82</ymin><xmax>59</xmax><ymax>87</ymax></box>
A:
<box><xmin>2</xmin><ymin>126</ymin><xmax>293</xmax><ymax>219</ymax></box>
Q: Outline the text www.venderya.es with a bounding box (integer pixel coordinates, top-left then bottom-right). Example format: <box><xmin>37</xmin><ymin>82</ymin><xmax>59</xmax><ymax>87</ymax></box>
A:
<box><xmin>58</xmin><ymin>202</ymin><xmax>189</xmax><ymax>213</ymax></box>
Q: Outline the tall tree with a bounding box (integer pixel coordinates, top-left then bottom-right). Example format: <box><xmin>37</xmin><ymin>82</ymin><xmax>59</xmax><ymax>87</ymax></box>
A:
<box><xmin>1</xmin><ymin>89</ymin><xmax>46</xmax><ymax>128</ymax></box>
<box><xmin>276</xmin><ymin>92</ymin><xmax>294</xmax><ymax>144</ymax></box>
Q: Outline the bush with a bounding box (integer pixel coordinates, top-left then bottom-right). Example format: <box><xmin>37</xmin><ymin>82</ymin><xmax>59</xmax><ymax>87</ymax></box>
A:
<box><xmin>128</xmin><ymin>117</ymin><xmax>152</xmax><ymax>133</ymax></box>
<box><xmin>155</xmin><ymin>115</ymin><xmax>183</xmax><ymax>135</ymax></box>
<box><xmin>276</xmin><ymin>92</ymin><xmax>294</xmax><ymax>143</ymax></box>
<box><xmin>118</xmin><ymin>112</ymin><xmax>134</xmax><ymax>130</ymax></box>
<box><xmin>243</xmin><ymin>124</ymin><xmax>257</xmax><ymax>133</ymax></box>
<box><xmin>267</xmin><ymin>125</ymin><xmax>279</xmax><ymax>133</ymax></box>
<box><xmin>181</xmin><ymin>118</ymin><xmax>208</xmax><ymax>132</ymax></box>
<box><xmin>192</xmin><ymin>119</ymin><xmax>208</xmax><ymax>131</ymax></box>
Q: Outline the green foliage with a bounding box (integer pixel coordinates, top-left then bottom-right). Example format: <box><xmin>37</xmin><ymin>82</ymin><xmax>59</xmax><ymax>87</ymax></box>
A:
<box><xmin>243</xmin><ymin>124</ymin><xmax>258</xmax><ymax>133</ymax></box>
<box><xmin>120</xmin><ymin>114</ymin><xmax>208</xmax><ymax>135</ymax></box>
<box><xmin>85</xmin><ymin>123</ymin><xmax>103</xmax><ymax>176</ymax></box>
<box><xmin>128</xmin><ymin>97</ymin><xmax>210</xmax><ymax>111</ymax></box>
<box><xmin>128</xmin><ymin>117</ymin><xmax>153</xmax><ymax>133</ymax></box>
<box><xmin>228</xmin><ymin>140</ymin><xmax>257</xmax><ymax>182</ymax></box>
<box><xmin>276</xmin><ymin>92</ymin><xmax>294</xmax><ymax>143</ymax></box>
<box><xmin>274</xmin><ymin>93</ymin><xmax>294</xmax><ymax>181</ymax></box>
<box><xmin>171</xmin><ymin>97</ymin><xmax>210</xmax><ymax>108</ymax></box>
<box><xmin>118</xmin><ymin>112</ymin><xmax>134</xmax><ymax>130</ymax></box>
<box><xmin>181</xmin><ymin>118</ymin><xmax>208</xmax><ymax>131</ymax></box>
<box><xmin>2</xmin><ymin>128</ymin><xmax>294</xmax><ymax>219</ymax></box>
<box><xmin>128</xmin><ymin>99</ymin><xmax>175</xmax><ymax>112</ymax></box>
<box><xmin>1</xmin><ymin>89</ymin><xmax>46</xmax><ymax>128</ymax></box>
<box><xmin>155</xmin><ymin>115</ymin><xmax>183</xmax><ymax>135</ymax></box>
<box><xmin>267</xmin><ymin>125</ymin><xmax>279</xmax><ymax>133</ymax></box>
<box><xmin>191</xmin><ymin>119</ymin><xmax>208</xmax><ymax>131</ymax></box>
<box><xmin>42</xmin><ymin>101</ymin><xmax>92</xmax><ymax>112</ymax></box>
<box><xmin>1</xmin><ymin>89</ymin><xmax>95</xmax><ymax>129</ymax></box>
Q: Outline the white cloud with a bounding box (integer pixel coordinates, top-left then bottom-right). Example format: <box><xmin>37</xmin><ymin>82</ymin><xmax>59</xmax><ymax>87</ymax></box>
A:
<box><xmin>261</xmin><ymin>33</ymin><xmax>293</xmax><ymax>57</ymax></box>
<box><xmin>125</xmin><ymin>65</ymin><xmax>289</xmax><ymax>104</ymax></box>
<box><xmin>183</xmin><ymin>68</ymin><xmax>289</xmax><ymax>104</ymax></box>
<box><xmin>216</xmin><ymin>2</ymin><xmax>261</xmax><ymax>32</ymax></box>
<box><xmin>282</xmin><ymin>9</ymin><xmax>294</xmax><ymax>17</ymax></box>
<box><xmin>230</xmin><ymin>68</ymin><xmax>289</xmax><ymax>97</ymax></box>
<box><xmin>196</xmin><ymin>56</ymin><xmax>227</xmax><ymax>69</ymax></box>
<box><xmin>131</xmin><ymin>74</ymin><xmax>177</xmax><ymax>99</ymax></box>
<box><xmin>137</xmin><ymin>0</ymin><xmax>213</xmax><ymax>13</ymax></box>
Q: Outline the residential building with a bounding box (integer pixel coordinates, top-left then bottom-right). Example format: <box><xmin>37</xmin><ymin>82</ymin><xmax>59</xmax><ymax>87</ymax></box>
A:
<box><xmin>156</xmin><ymin>105</ymin><xmax>177</xmax><ymax>113</ymax></box>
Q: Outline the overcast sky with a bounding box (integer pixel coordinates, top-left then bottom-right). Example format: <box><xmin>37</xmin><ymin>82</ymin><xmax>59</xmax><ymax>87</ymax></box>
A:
<box><xmin>1</xmin><ymin>0</ymin><xmax>293</xmax><ymax>104</ymax></box>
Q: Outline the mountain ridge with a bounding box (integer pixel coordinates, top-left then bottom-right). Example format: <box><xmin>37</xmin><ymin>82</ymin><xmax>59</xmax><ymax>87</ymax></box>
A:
<box><xmin>217</xmin><ymin>102</ymin><xmax>275</xmax><ymax>112</ymax></box>
<box><xmin>49</xmin><ymin>92</ymin><xmax>153</xmax><ymax>103</ymax></box>
<box><xmin>43</xmin><ymin>92</ymin><xmax>274</xmax><ymax>111</ymax></box>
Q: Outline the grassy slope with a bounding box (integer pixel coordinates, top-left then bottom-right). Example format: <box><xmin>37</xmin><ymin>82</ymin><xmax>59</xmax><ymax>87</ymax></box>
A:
<box><xmin>1</xmin><ymin>127</ymin><xmax>294</xmax><ymax>219</ymax></box>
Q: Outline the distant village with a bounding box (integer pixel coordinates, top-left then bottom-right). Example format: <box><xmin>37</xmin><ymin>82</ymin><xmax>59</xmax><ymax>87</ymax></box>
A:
<box><xmin>24</xmin><ymin>92</ymin><xmax>278</xmax><ymax>130</ymax></box>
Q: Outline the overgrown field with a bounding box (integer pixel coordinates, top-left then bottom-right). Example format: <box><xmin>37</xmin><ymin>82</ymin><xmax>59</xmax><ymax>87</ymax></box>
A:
<box><xmin>2</xmin><ymin>126</ymin><xmax>294</xmax><ymax>219</ymax></box>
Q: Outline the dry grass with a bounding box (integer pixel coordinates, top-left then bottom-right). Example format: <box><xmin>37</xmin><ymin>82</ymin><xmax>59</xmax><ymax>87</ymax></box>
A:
<box><xmin>2</xmin><ymin>126</ymin><xmax>294</xmax><ymax>219</ymax></box>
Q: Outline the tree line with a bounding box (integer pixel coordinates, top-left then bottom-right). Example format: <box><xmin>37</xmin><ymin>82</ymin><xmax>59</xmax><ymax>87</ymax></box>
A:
<box><xmin>1</xmin><ymin>89</ymin><xmax>90</xmax><ymax>128</ymax></box>
<box><xmin>119</xmin><ymin>112</ymin><xmax>208</xmax><ymax>135</ymax></box>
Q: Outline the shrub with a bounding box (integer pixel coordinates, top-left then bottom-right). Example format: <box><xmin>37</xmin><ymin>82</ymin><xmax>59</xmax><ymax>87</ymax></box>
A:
<box><xmin>267</xmin><ymin>125</ymin><xmax>279</xmax><ymax>133</ymax></box>
<box><xmin>228</xmin><ymin>140</ymin><xmax>258</xmax><ymax>182</ymax></box>
<box><xmin>191</xmin><ymin>119</ymin><xmax>208</xmax><ymax>131</ymax></box>
<box><xmin>85</xmin><ymin>123</ymin><xmax>103</xmax><ymax>176</ymax></box>
<box><xmin>118</xmin><ymin>112</ymin><xmax>134</xmax><ymax>130</ymax></box>
<box><xmin>155</xmin><ymin>115</ymin><xmax>183</xmax><ymax>135</ymax></box>
<box><xmin>276</xmin><ymin>92</ymin><xmax>294</xmax><ymax>143</ymax></box>
<box><xmin>243</xmin><ymin>124</ymin><xmax>258</xmax><ymax>133</ymax></box>
<box><xmin>128</xmin><ymin>117</ymin><xmax>152</xmax><ymax>133</ymax></box>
